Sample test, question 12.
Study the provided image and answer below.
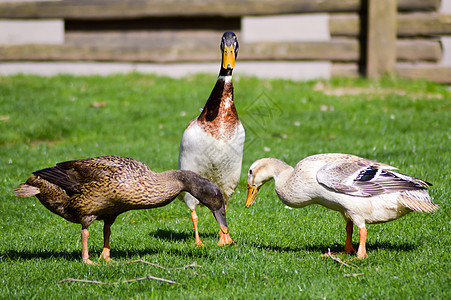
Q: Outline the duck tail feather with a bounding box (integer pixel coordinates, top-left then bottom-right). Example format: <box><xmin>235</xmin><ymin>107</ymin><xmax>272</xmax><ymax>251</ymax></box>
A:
<box><xmin>399</xmin><ymin>192</ymin><xmax>439</xmax><ymax>213</ymax></box>
<box><xmin>13</xmin><ymin>184</ymin><xmax>40</xmax><ymax>197</ymax></box>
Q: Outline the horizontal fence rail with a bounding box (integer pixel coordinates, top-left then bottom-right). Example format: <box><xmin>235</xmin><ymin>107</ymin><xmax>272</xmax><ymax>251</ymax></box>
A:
<box><xmin>0</xmin><ymin>0</ymin><xmax>441</xmax><ymax>19</ymax></box>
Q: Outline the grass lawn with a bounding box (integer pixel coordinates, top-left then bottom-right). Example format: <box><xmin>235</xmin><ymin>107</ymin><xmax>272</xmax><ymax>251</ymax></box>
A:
<box><xmin>0</xmin><ymin>73</ymin><xmax>449</xmax><ymax>299</ymax></box>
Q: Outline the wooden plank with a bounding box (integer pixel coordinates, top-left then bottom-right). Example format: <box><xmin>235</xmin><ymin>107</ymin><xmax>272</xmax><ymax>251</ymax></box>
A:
<box><xmin>0</xmin><ymin>0</ymin><xmax>360</xmax><ymax>19</ymax></box>
<box><xmin>398</xmin><ymin>13</ymin><xmax>451</xmax><ymax>36</ymax></box>
<box><xmin>395</xmin><ymin>64</ymin><xmax>451</xmax><ymax>83</ymax></box>
<box><xmin>0</xmin><ymin>44</ymin><xmax>217</xmax><ymax>63</ymax></box>
<box><xmin>397</xmin><ymin>0</ymin><xmax>440</xmax><ymax>12</ymax></box>
<box><xmin>0</xmin><ymin>38</ymin><xmax>440</xmax><ymax>63</ymax></box>
<box><xmin>396</xmin><ymin>39</ymin><xmax>441</xmax><ymax>62</ymax></box>
<box><xmin>330</xmin><ymin>13</ymin><xmax>451</xmax><ymax>37</ymax></box>
<box><xmin>0</xmin><ymin>0</ymin><xmax>440</xmax><ymax>19</ymax></box>
<box><xmin>366</xmin><ymin>0</ymin><xmax>397</xmax><ymax>79</ymax></box>
<box><xmin>65</xmin><ymin>30</ymin><xmax>223</xmax><ymax>48</ymax></box>
<box><xmin>222</xmin><ymin>40</ymin><xmax>360</xmax><ymax>61</ymax></box>
<box><xmin>329</xmin><ymin>14</ymin><xmax>361</xmax><ymax>37</ymax></box>
<box><xmin>0</xmin><ymin>40</ymin><xmax>359</xmax><ymax>63</ymax></box>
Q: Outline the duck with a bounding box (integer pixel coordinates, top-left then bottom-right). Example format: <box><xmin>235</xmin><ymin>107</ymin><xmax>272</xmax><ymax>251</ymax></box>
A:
<box><xmin>178</xmin><ymin>31</ymin><xmax>245</xmax><ymax>246</ymax></box>
<box><xmin>13</xmin><ymin>155</ymin><xmax>230</xmax><ymax>264</ymax></box>
<box><xmin>245</xmin><ymin>153</ymin><xmax>439</xmax><ymax>259</ymax></box>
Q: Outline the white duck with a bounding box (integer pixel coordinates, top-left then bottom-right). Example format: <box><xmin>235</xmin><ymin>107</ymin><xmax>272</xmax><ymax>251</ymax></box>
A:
<box><xmin>178</xmin><ymin>32</ymin><xmax>245</xmax><ymax>246</ymax></box>
<box><xmin>246</xmin><ymin>153</ymin><xmax>438</xmax><ymax>259</ymax></box>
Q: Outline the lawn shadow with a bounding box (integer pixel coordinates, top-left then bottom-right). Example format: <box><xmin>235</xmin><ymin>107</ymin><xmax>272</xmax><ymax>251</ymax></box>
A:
<box><xmin>149</xmin><ymin>228</ymin><xmax>218</xmax><ymax>242</ymax></box>
<box><xmin>1</xmin><ymin>248</ymin><xmax>162</xmax><ymax>263</ymax></box>
<box><xmin>1</xmin><ymin>237</ymin><xmax>417</xmax><ymax>263</ymax></box>
<box><xmin>1</xmin><ymin>246</ymin><xmax>208</xmax><ymax>263</ymax></box>
<box><xmin>254</xmin><ymin>242</ymin><xmax>344</xmax><ymax>254</ymax></box>
<box><xmin>368</xmin><ymin>241</ymin><xmax>416</xmax><ymax>252</ymax></box>
<box><xmin>1</xmin><ymin>229</ymin><xmax>221</xmax><ymax>263</ymax></box>
<box><xmin>1</xmin><ymin>249</ymin><xmax>83</xmax><ymax>262</ymax></box>
<box><xmin>251</xmin><ymin>240</ymin><xmax>416</xmax><ymax>255</ymax></box>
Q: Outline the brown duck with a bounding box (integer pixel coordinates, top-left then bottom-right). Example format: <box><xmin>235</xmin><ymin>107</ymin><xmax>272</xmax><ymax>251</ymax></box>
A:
<box><xmin>13</xmin><ymin>155</ymin><xmax>230</xmax><ymax>264</ymax></box>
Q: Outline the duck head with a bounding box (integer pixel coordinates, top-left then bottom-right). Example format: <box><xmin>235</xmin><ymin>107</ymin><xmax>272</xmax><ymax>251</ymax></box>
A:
<box><xmin>220</xmin><ymin>31</ymin><xmax>239</xmax><ymax>76</ymax></box>
<box><xmin>178</xmin><ymin>170</ymin><xmax>229</xmax><ymax>234</ymax></box>
<box><xmin>245</xmin><ymin>159</ymin><xmax>275</xmax><ymax>208</ymax></box>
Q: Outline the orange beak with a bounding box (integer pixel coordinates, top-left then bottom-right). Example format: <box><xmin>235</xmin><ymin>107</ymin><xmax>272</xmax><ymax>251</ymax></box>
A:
<box><xmin>245</xmin><ymin>184</ymin><xmax>259</xmax><ymax>208</ymax></box>
<box><xmin>222</xmin><ymin>44</ymin><xmax>236</xmax><ymax>70</ymax></box>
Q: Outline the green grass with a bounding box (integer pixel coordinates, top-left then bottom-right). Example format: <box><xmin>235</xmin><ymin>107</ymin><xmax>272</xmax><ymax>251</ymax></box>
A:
<box><xmin>0</xmin><ymin>73</ymin><xmax>449</xmax><ymax>299</ymax></box>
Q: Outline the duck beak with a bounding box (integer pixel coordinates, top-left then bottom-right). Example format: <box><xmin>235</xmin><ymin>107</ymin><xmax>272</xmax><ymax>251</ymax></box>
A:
<box><xmin>245</xmin><ymin>184</ymin><xmax>259</xmax><ymax>208</ymax></box>
<box><xmin>213</xmin><ymin>208</ymin><xmax>229</xmax><ymax>234</ymax></box>
<box><xmin>222</xmin><ymin>44</ymin><xmax>236</xmax><ymax>70</ymax></box>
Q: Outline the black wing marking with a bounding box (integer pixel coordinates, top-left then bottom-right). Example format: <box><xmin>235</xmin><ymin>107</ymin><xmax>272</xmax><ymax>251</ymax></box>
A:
<box><xmin>354</xmin><ymin>169</ymin><xmax>430</xmax><ymax>196</ymax></box>
<box><xmin>317</xmin><ymin>162</ymin><xmax>431</xmax><ymax>197</ymax></box>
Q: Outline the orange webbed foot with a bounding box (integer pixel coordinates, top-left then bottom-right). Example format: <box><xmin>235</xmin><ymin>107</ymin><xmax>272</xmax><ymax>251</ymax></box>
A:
<box><xmin>218</xmin><ymin>231</ymin><xmax>236</xmax><ymax>246</ymax></box>
<box><xmin>195</xmin><ymin>240</ymin><xmax>205</xmax><ymax>247</ymax></box>
<box><xmin>356</xmin><ymin>250</ymin><xmax>368</xmax><ymax>259</ymax></box>
<box><xmin>99</xmin><ymin>248</ymin><xmax>113</xmax><ymax>262</ymax></box>
<box><xmin>83</xmin><ymin>258</ymin><xmax>98</xmax><ymax>265</ymax></box>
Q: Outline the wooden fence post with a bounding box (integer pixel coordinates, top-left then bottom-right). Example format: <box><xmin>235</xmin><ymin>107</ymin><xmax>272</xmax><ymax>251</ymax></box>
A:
<box><xmin>366</xmin><ymin>0</ymin><xmax>397</xmax><ymax>79</ymax></box>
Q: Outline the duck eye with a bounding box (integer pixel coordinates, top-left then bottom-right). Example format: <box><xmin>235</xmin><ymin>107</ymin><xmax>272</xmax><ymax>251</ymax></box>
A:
<box><xmin>249</xmin><ymin>169</ymin><xmax>253</xmax><ymax>175</ymax></box>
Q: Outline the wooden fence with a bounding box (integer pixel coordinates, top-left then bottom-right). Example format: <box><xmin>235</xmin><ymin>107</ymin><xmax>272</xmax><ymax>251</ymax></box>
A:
<box><xmin>0</xmin><ymin>0</ymin><xmax>450</xmax><ymax>83</ymax></box>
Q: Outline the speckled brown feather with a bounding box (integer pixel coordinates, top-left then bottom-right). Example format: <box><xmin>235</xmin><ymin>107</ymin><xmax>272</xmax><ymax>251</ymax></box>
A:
<box><xmin>13</xmin><ymin>157</ymin><xmax>231</xmax><ymax>264</ymax></box>
<box><xmin>13</xmin><ymin>156</ymin><xmax>227</xmax><ymax>227</ymax></box>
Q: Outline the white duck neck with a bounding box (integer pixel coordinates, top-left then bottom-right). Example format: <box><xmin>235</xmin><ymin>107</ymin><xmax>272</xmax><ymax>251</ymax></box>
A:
<box><xmin>218</xmin><ymin>75</ymin><xmax>233</xmax><ymax>83</ymax></box>
<box><xmin>270</xmin><ymin>159</ymin><xmax>315</xmax><ymax>208</ymax></box>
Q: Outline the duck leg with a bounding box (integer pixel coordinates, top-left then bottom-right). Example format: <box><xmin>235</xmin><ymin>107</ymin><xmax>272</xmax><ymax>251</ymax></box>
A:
<box><xmin>344</xmin><ymin>221</ymin><xmax>356</xmax><ymax>254</ymax></box>
<box><xmin>191</xmin><ymin>210</ymin><xmax>204</xmax><ymax>246</ymax></box>
<box><xmin>99</xmin><ymin>224</ymin><xmax>111</xmax><ymax>262</ymax></box>
<box><xmin>100</xmin><ymin>215</ymin><xmax>117</xmax><ymax>262</ymax></box>
<box><xmin>81</xmin><ymin>228</ymin><xmax>95</xmax><ymax>265</ymax></box>
<box><xmin>356</xmin><ymin>226</ymin><xmax>368</xmax><ymax>259</ymax></box>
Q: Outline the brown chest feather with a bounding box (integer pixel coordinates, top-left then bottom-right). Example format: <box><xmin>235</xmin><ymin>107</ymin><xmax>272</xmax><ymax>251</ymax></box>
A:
<box><xmin>196</xmin><ymin>78</ymin><xmax>241</xmax><ymax>140</ymax></box>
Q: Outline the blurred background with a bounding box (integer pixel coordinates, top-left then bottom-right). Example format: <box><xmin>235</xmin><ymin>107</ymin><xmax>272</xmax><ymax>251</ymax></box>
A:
<box><xmin>0</xmin><ymin>0</ymin><xmax>450</xmax><ymax>83</ymax></box>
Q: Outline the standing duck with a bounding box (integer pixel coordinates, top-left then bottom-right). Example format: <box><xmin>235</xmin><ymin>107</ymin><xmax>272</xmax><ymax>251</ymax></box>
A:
<box><xmin>246</xmin><ymin>153</ymin><xmax>438</xmax><ymax>259</ymax></box>
<box><xmin>178</xmin><ymin>32</ymin><xmax>245</xmax><ymax>246</ymax></box>
<box><xmin>13</xmin><ymin>155</ymin><xmax>230</xmax><ymax>264</ymax></box>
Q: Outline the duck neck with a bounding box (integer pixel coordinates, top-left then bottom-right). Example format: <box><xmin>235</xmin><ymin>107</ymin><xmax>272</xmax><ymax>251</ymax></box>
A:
<box><xmin>170</xmin><ymin>170</ymin><xmax>198</xmax><ymax>195</ymax></box>
<box><xmin>219</xmin><ymin>66</ymin><xmax>233</xmax><ymax>77</ymax></box>
<box><xmin>265</xmin><ymin>159</ymin><xmax>303</xmax><ymax>206</ymax></box>
<box><xmin>266</xmin><ymin>159</ymin><xmax>294</xmax><ymax>185</ymax></box>
<box><xmin>272</xmin><ymin>160</ymin><xmax>315</xmax><ymax>208</ymax></box>
<box><xmin>171</xmin><ymin>170</ymin><xmax>222</xmax><ymax>211</ymax></box>
<box><xmin>197</xmin><ymin>74</ymin><xmax>238</xmax><ymax>124</ymax></box>
<box><xmin>137</xmin><ymin>170</ymin><xmax>185</xmax><ymax>208</ymax></box>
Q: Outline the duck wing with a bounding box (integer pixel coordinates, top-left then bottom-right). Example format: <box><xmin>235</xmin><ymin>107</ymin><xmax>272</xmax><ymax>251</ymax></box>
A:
<box><xmin>33</xmin><ymin>165</ymin><xmax>82</xmax><ymax>195</ymax></box>
<box><xmin>34</xmin><ymin>156</ymin><xmax>153</xmax><ymax>195</ymax></box>
<box><xmin>316</xmin><ymin>161</ymin><xmax>431</xmax><ymax>197</ymax></box>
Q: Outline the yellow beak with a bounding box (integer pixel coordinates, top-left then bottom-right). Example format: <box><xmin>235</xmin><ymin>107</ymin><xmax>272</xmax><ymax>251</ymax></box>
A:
<box><xmin>219</xmin><ymin>224</ymin><xmax>229</xmax><ymax>235</ymax></box>
<box><xmin>222</xmin><ymin>44</ymin><xmax>236</xmax><ymax>70</ymax></box>
<box><xmin>245</xmin><ymin>184</ymin><xmax>259</xmax><ymax>208</ymax></box>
